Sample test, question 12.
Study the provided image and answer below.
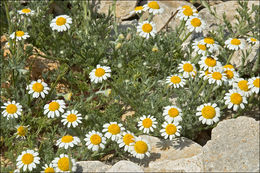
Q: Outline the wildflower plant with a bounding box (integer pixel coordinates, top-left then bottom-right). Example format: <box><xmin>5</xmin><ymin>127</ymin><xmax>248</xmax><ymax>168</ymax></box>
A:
<box><xmin>0</xmin><ymin>0</ymin><xmax>259</xmax><ymax>172</ymax></box>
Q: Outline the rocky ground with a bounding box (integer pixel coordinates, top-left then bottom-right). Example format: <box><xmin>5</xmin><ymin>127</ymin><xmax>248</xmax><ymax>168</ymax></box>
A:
<box><xmin>76</xmin><ymin>116</ymin><xmax>259</xmax><ymax>172</ymax></box>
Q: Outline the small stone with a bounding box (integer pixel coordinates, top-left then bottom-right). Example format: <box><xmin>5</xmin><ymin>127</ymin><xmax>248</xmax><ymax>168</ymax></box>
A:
<box><xmin>202</xmin><ymin>116</ymin><xmax>259</xmax><ymax>172</ymax></box>
<box><xmin>106</xmin><ymin>160</ymin><xmax>144</xmax><ymax>172</ymax></box>
<box><xmin>76</xmin><ymin>161</ymin><xmax>111</xmax><ymax>173</ymax></box>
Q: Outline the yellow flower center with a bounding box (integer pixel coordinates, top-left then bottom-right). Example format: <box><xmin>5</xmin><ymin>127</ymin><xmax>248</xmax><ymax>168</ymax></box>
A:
<box><xmin>212</xmin><ymin>72</ymin><xmax>222</xmax><ymax>80</ymax></box>
<box><xmin>32</xmin><ymin>82</ymin><xmax>44</xmax><ymax>92</ymax></box>
<box><xmin>183</xmin><ymin>63</ymin><xmax>193</xmax><ymax>72</ymax></box>
<box><xmin>205</xmin><ymin>57</ymin><xmax>216</xmax><ymax>67</ymax></box>
<box><xmin>205</xmin><ymin>70</ymin><xmax>211</xmax><ymax>76</ymax></box>
<box><xmin>223</xmin><ymin>64</ymin><xmax>234</xmax><ymax>69</ymax></box>
<box><xmin>108</xmin><ymin>124</ymin><xmax>120</xmax><ymax>135</ymax></box>
<box><xmin>57</xmin><ymin>157</ymin><xmax>69</xmax><ymax>171</ymax></box>
<box><xmin>168</xmin><ymin>108</ymin><xmax>179</xmax><ymax>117</ymax></box>
<box><xmin>123</xmin><ymin>134</ymin><xmax>134</xmax><ymax>145</ymax></box>
<box><xmin>253</xmin><ymin>78</ymin><xmax>259</xmax><ymax>88</ymax></box>
<box><xmin>198</xmin><ymin>43</ymin><xmax>206</xmax><ymax>50</ymax></box>
<box><xmin>230</xmin><ymin>93</ymin><xmax>242</xmax><ymax>105</ymax></box>
<box><xmin>142</xmin><ymin>118</ymin><xmax>152</xmax><ymax>128</ymax></box>
<box><xmin>17</xmin><ymin>126</ymin><xmax>27</xmax><ymax>136</ymax></box>
<box><xmin>224</xmin><ymin>70</ymin><xmax>234</xmax><ymax>79</ymax></box>
<box><xmin>21</xmin><ymin>153</ymin><xmax>34</xmax><ymax>165</ymax></box>
<box><xmin>90</xmin><ymin>134</ymin><xmax>102</xmax><ymax>145</ymax></box>
<box><xmin>21</xmin><ymin>8</ymin><xmax>31</xmax><ymax>13</ymax></box>
<box><xmin>135</xmin><ymin>6</ymin><xmax>144</xmax><ymax>11</ymax></box>
<box><xmin>165</xmin><ymin>124</ymin><xmax>177</xmax><ymax>135</ymax></box>
<box><xmin>231</xmin><ymin>38</ymin><xmax>241</xmax><ymax>45</ymax></box>
<box><xmin>201</xmin><ymin>106</ymin><xmax>216</xmax><ymax>119</ymax></box>
<box><xmin>204</xmin><ymin>37</ymin><xmax>215</xmax><ymax>44</ymax></box>
<box><xmin>56</xmin><ymin>17</ymin><xmax>67</xmax><ymax>26</ymax></box>
<box><xmin>142</xmin><ymin>23</ymin><xmax>153</xmax><ymax>33</ymax></box>
<box><xmin>95</xmin><ymin>68</ymin><xmax>105</xmax><ymax>77</ymax></box>
<box><xmin>170</xmin><ymin>76</ymin><xmax>181</xmax><ymax>84</ymax></box>
<box><xmin>148</xmin><ymin>1</ymin><xmax>160</xmax><ymax>9</ymax></box>
<box><xmin>67</xmin><ymin>114</ymin><xmax>77</xmax><ymax>123</ymax></box>
<box><xmin>6</xmin><ymin>104</ymin><xmax>18</xmax><ymax>114</ymax></box>
<box><xmin>44</xmin><ymin>167</ymin><xmax>55</xmax><ymax>173</ymax></box>
<box><xmin>61</xmin><ymin>135</ymin><xmax>74</xmax><ymax>143</ymax></box>
<box><xmin>190</xmin><ymin>18</ymin><xmax>201</xmax><ymax>27</ymax></box>
<box><xmin>134</xmin><ymin>141</ymin><xmax>148</xmax><ymax>154</ymax></box>
<box><xmin>183</xmin><ymin>8</ymin><xmax>193</xmax><ymax>16</ymax></box>
<box><xmin>238</xmin><ymin>80</ymin><xmax>249</xmax><ymax>91</ymax></box>
<box><xmin>182</xmin><ymin>5</ymin><xmax>191</xmax><ymax>10</ymax></box>
<box><xmin>16</xmin><ymin>31</ymin><xmax>25</xmax><ymax>37</ymax></box>
<box><xmin>48</xmin><ymin>102</ymin><xmax>60</xmax><ymax>111</ymax></box>
<box><xmin>250</xmin><ymin>38</ymin><xmax>257</xmax><ymax>42</ymax></box>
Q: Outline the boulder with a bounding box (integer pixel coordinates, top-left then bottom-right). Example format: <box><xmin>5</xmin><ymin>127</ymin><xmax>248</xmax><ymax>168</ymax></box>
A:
<box><xmin>202</xmin><ymin>116</ymin><xmax>259</xmax><ymax>172</ymax></box>
<box><xmin>131</xmin><ymin>135</ymin><xmax>202</xmax><ymax>167</ymax></box>
<box><xmin>97</xmin><ymin>1</ymin><xmax>138</xmax><ymax>19</ymax></box>
<box><xmin>106</xmin><ymin>160</ymin><xmax>144</xmax><ymax>172</ymax></box>
<box><xmin>76</xmin><ymin>161</ymin><xmax>111</xmax><ymax>173</ymax></box>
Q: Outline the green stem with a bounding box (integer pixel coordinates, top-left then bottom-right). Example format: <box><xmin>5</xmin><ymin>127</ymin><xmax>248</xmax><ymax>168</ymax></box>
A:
<box><xmin>82</xmin><ymin>1</ymin><xmax>88</xmax><ymax>35</ymax></box>
<box><xmin>253</xmin><ymin>52</ymin><xmax>260</xmax><ymax>73</ymax></box>
<box><xmin>194</xmin><ymin>80</ymin><xmax>207</xmax><ymax>100</ymax></box>
<box><xmin>204</xmin><ymin>84</ymin><xmax>214</xmax><ymax>102</ymax></box>
<box><xmin>182</xmin><ymin>32</ymin><xmax>192</xmax><ymax>43</ymax></box>
<box><xmin>226</xmin><ymin>51</ymin><xmax>234</xmax><ymax>64</ymax></box>
<box><xmin>191</xmin><ymin>54</ymin><xmax>200</xmax><ymax>63</ymax></box>
<box><xmin>4</xmin><ymin>1</ymin><xmax>12</xmax><ymax>34</ymax></box>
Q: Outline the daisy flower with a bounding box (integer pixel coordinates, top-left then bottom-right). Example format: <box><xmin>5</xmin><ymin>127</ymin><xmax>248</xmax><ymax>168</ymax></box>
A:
<box><xmin>225</xmin><ymin>38</ymin><xmax>245</xmax><ymax>50</ymax></box>
<box><xmin>247</xmin><ymin>37</ymin><xmax>259</xmax><ymax>45</ymax></box>
<box><xmin>176</xmin><ymin>5</ymin><xmax>198</xmax><ymax>21</ymax></box>
<box><xmin>137</xmin><ymin>115</ymin><xmax>157</xmax><ymax>134</ymax></box>
<box><xmin>248</xmin><ymin>76</ymin><xmax>259</xmax><ymax>94</ymax></box>
<box><xmin>223</xmin><ymin>67</ymin><xmax>239</xmax><ymax>86</ymax></box>
<box><xmin>1</xmin><ymin>101</ymin><xmax>22</xmax><ymax>119</ymax></box>
<box><xmin>102</xmin><ymin>122</ymin><xmax>125</xmax><ymax>141</ymax></box>
<box><xmin>84</xmin><ymin>130</ymin><xmax>106</xmax><ymax>151</ymax></box>
<box><xmin>89</xmin><ymin>64</ymin><xmax>111</xmax><ymax>83</ymax></box>
<box><xmin>61</xmin><ymin>110</ymin><xmax>82</xmax><ymax>128</ymax></box>
<box><xmin>27</xmin><ymin>79</ymin><xmax>50</xmax><ymax>98</ymax></box>
<box><xmin>117</xmin><ymin>131</ymin><xmax>135</xmax><ymax>152</ymax></box>
<box><xmin>166</xmin><ymin>74</ymin><xmax>186</xmax><ymax>88</ymax></box>
<box><xmin>52</xmin><ymin>154</ymin><xmax>76</xmax><ymax>172</ymax></box>
<box><xmin>233</xmin><ymin>78</ymin><xmax>252</xmax><ymax>97</ymax></box>
<box><xmin>192</xmin><ymin>40</ymin><xmax>208</xmax><ymax>56</ymax></box>
<box><xmin>178</xmin><ymin>61</ymin><xmax>196</xmax><ymax>78</ymax></box>
<box><xmin>196</xmin><ymin>103</ymin><xmax>220</xmax><ymax>125</ymax></box>
<box><xmin>160</xmin><ymin>121</ymin><xmax>181</xmax><ymax>140</ymax></box>
<box><xmin>223</xmin><ymin>64</ymin><xmax>235</xmax><ymax>69</ymax></box>
<box><xmin>50</xmin><ymin>15</ymin><xmax>72</xmax><ymax>32</ymax></box>
<box><xmin>186</xmin><ymin>16</ymin><xmax>206</xmax><ymax>33</ymax></box>
<box><xmin>18</xmin><ymin>8</ymin><xmax>35</xmax><ymax>16</ymax></box>
<box><xmin>208</xmin><ymin>67</ymin><xmax>227</xmax><ymax>86</ymax></box>
<box><xmin>15</xmin><ymin>125</ymin><xmax>29</xmax><ymax>139</ymax></box>
<box><xmin>10</xmin><ymin>31</ymin><xmax>30</xmax><ymax>41</ymax></box>
<box><xmin>16</xmin><ymin>150</ymin><xmax>40</xmax><ymax>172</ymax></box>
<box><xmin>143</xmin><ymin>1</ymin><xmax>164</xmax><ymax>15</ymax></box>
<box><xmin>198</xmin><ymin>56</ymin><xmax>222</xmax><ymax>72</ymax></box>
<box><xmin>43</xmin><ymin>100</ymin><xmax>66</xmax><ymax>118</ymax></box>
<box><xmin>42</xmin><ymin>163</ymin><xmax>55</xmax><ymax>173</ymax></box>
<box><xmin>130</xmin><ymin>6</ymin><xmax>144</xmax><ymax>14</ymax></box>
<box><xmin>137</xmin><ymin>21</ymin><xmax>156</xmax><ymax>39</ymax></box>
<box><xmin>224</xmin><ymin>89</ymin><xmax>247</xmax><ymax>111</ymax></box>
<box><xmin>199</xmin><ymin>70</ymin><xmax>211</xmax><ymax>81</ymax></box>
<box><xmin>163</xmin><ymin>105</ymin><xmax>182</xmax><ymax>123</ymax></box>
<box><xmin>201</xmin><ymin>37</ymin><xmax>219</xmax><ymax>52</ymax></box>
<box><xmin>56</xmin><ymin>135</ymin><xmax>80</xmax><ymax>149</ymax></box>
<box><xmin>130</xmin><ymin>137</ymin><xmax>151</xmax><ymax>159</ymax></box>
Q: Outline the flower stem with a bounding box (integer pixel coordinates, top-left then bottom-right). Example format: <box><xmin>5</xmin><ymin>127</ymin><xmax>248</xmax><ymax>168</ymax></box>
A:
<box><xmin>226</xmin><ymin>51</ymin><xmax>234</xmax><ymax>64</ymax></box>
<box><xmin>194</xmin><ymin>80</ymin><xmax>207</xmax><ymax>100</ymax></box>
<box><xmin>182</xmin><ymin>31</ymin><xmax>192</xmax><ymax>43</ymax></box>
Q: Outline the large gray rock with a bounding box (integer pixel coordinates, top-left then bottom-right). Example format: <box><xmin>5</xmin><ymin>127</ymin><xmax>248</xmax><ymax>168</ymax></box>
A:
<box><xmin>199</xmin><ymin>1</ymin><xmax>259</xmax><ymax>35</ymax></box>
<box><xmin>106</xmin><ymin>160</ymin><xmax>144</xmax><ymax>172</ymax></box>
<box><xmin>76</xmin><ymin>161</ymin><xmax>111</xmax><ymax>172</ymax></box>
<box><xmin>132</xmin><ymin>135</ymin><xmax>202</xmax><ymax>167</ymax></box>
<box><xmin>145</xmin><ymin>154</ymin><xmax>203</xmax><ymax>172</ymax></box>
<box><xmin>97</xmin><ymin>1</ymin><xmax>138</xmax><ymax>19</ymax></box>
<box><xmin>141</xmin><ymin>1</ymin><xmax>196</xmax><ymax>32</ymax></box>
<box><xmin>202</xmin><ymin>116</ymin><xmax>260</xmax><ymax>172</ymax></box>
